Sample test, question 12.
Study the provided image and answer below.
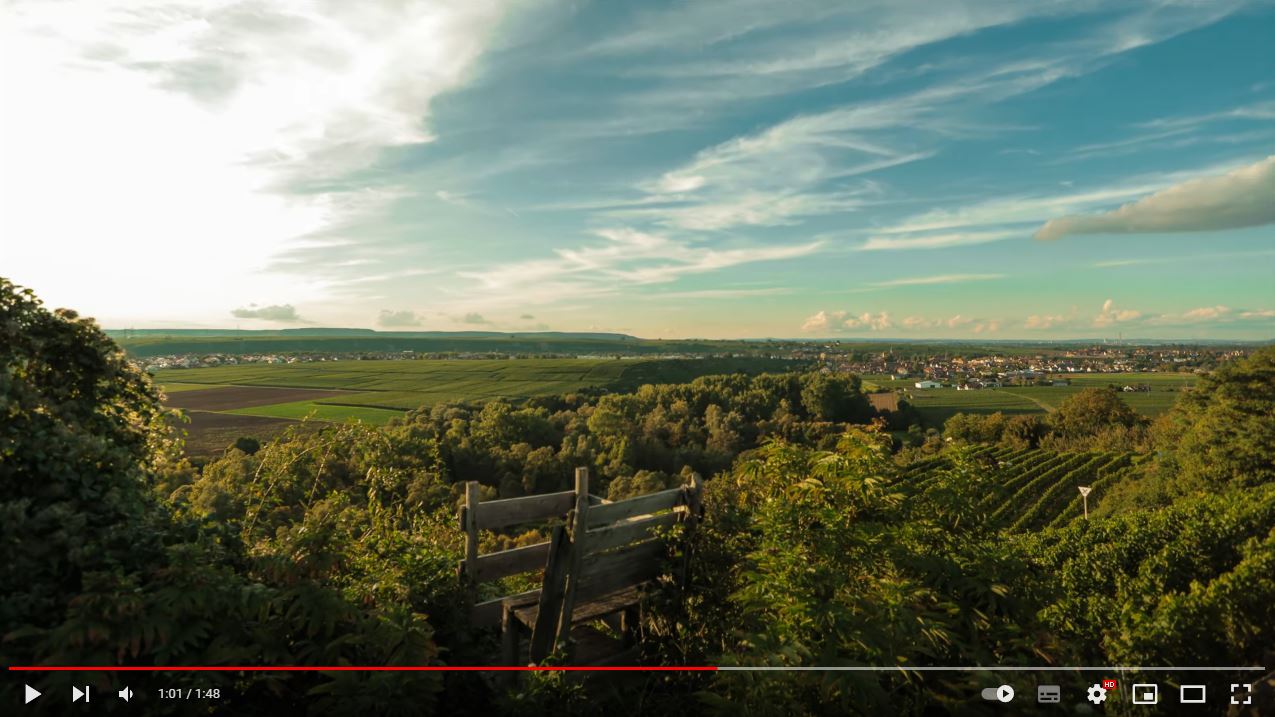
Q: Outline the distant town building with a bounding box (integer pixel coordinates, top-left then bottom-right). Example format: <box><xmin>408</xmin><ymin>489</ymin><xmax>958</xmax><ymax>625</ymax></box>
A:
<box><xmin>914</xmin><ymin>380</ymin><xmax>942</xmax><ymax>389</ymax></box>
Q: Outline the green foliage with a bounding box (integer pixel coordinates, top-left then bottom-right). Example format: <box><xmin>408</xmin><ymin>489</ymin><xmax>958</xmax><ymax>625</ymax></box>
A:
<box><xmin>1</xmin><ymin>279</ymin><xmax>448</xmax><ymax>713</ymax></box>
<box><xmin>1151</xmin><ymin>346</ymin><xmax>1275</xmax><ymax>489</ymax></box>
<box><xmin>5</xmin><ymin>277</ymin><xmax>1271</xmax><ymax>714</ymax></box>
<box><xmin>654</xmin><ymin>431</ymin><xmax>1051</xmax><ymax>715</ymax></box>
<box><xmin>1024</xmin><ymin>484</ymin><xmax>1275</xmax><ymax>666</ymax></box>
<box><xmin>1049</xmin><ymin>387</ymin><xmax>1143</xmax><ymax>439</ymax></box>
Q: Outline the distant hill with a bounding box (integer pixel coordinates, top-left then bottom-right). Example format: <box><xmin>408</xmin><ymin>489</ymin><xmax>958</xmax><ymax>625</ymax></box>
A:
<box><xmin>106</xmin><ymin>328</ymin><xmax>638</xmax><ymax>341</ymax></box>
<box><xmin>111</xmin><ymin>330</ymin><xmax>762</xmax><ymax>358</ymax></box>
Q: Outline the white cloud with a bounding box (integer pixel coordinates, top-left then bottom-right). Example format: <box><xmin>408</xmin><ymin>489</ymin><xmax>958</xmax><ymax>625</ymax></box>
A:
<box><xmin>0</xmin><ymin>0</ymin><xmax>520</xmax><ymax>324</ymax></box>
<box><xmin>458</xmin><ymin>228</ymin><xmax>821</xmax><ymax>310</ymax></box>
<box><xmin>871</xmin><ymin>273</ymin><xmax>1004</xmax><ymax>287</ymax></box>
<box><xmin>1093</xmin><ymin>299</ymin><xmax>1143</xmax><ymax>328</ymax></box>
<box><xmin>843</xmin><ymin>311</ymin><xmax>893</xmax><ymax>331</ymax></box>
<box><xmin>972</xmin><ymin>319</ymin><xmax>1002</xmax><ymax>334</ymax></box>
<box><xmin>648</xmin><ymin>287</ymin><xmax>792</xmax><ymax>300</ymax></box>
<box><xmin>1181</xmin><ymin>305</ymin><xmax>1231</xmax><ymax>321</ymax></box>
<box><xmin>377</xmin><ymin>309</ymin><xmax>422</xmax><ymax>327</ymax></box>
<box><xmin>902</xmin><ymin>316</ymin><xmax>941</xmax><ymax>329</ymax></box>
<box><xmin>801</xmin><ymin>310</ymin><xmax>844</xmax><ymax>333</ymax></box>
<box><xmin>231</xmin><ymin>304</ymin><xmax>303</xmax><ymax>322</ymax></box>
<box><xmin>857</xmin><ymin>230</ymin><xmax>1023</xmax><ymax>251</ymax></box>
<box><xmin>1024</xmin><ymin>314</ymin><xmax>1066</xmax><ymax>330</ymax></box>
<box><xmin>1036</xmin><ymin>155</ymin><xmax>1275</xmax><ymax>240</ymax></box>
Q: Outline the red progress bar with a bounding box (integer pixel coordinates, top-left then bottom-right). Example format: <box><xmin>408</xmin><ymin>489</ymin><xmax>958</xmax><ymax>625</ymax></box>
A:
<box><xmin>9</xmin><ymin>666</ymin><xmax>716</xmax><ymax>672</ymax></box>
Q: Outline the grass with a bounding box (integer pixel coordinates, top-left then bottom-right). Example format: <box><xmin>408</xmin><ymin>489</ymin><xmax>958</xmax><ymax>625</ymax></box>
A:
<box><xmin>876</xmin><ymin>372</ymin><xmax>1198</xmax><ymax>427</ymax></box>
<box><xmin>154</xmin><ymin>357</ymin><xmax>800</xmax><ymax>412</ymax></box>
<box><xmin>998</xmin><ymin>385</ymin><xmax>1183</xmax><ymax>416</ymax></box>
<box><xmin>905</xmin><ymin>389</ymin><xmax>1041</xmax><ymax>427</ymax></box>
<box><xmin>155</xmin><ymin>357</ymin><xmax>800</xmax><ymax>458</ymax></box>
<box><xmin>158</xmin><ymin>382</ymin><xmax>216</xmax><ymax>393</ymax></box>
<box><xmin>228</xmin><ymin>401</ymin><xmax>405</xmax><ymax>426</ymax></box>
<box><xmin>156</xmin><ymin>358</ymin><xmax>634</xmax><ymax>395</ymax></box>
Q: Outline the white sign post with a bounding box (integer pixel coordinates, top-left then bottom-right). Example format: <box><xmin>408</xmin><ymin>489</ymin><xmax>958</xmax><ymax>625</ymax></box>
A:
<box><xmin>1078</xmin><ymin>486</ymin><xmax>1092</xmax><ymax>519</ymax></box>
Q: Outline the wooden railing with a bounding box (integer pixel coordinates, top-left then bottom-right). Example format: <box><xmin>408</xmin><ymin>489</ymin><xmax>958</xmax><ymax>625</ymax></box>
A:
<box><xmin>458</xmin><ymin>467</ymin><xmax>703</xmax><ymax>663</ymax></box>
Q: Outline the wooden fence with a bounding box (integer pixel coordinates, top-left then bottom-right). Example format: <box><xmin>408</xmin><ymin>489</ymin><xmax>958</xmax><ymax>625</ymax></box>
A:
<box><xmin>458</xmin><ymin>467</ymin><xmax>703</xmax><ymax>664</ymax></box>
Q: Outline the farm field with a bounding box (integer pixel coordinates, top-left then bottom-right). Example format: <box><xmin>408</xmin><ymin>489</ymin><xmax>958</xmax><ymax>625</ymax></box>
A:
<box><xmin>864</xmin><ymin>372</ymin><xmax>1197</xmax><ymax>427</ymax></box>
<box><xmin>155</xmin><ymin>356</ymin><xmax>797</xmax><ymax>457</ymax></box>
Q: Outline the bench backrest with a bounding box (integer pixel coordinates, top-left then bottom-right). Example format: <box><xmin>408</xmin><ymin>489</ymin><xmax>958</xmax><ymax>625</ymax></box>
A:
<box><xmin>459</xmin><ymin>468</ymin><xmax>703</xmax><ymax>632</ymax></box>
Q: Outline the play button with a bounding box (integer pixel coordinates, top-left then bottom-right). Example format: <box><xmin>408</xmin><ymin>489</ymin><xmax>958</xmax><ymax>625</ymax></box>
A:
<box><xmin>981</xmin><ymin>684</ymin><xmax>1015</xmax><ymax>702</ymax></box>
<box><xmin>24</xmin><ymin>685</ymin><xmax>41</xmax><ymax>704</ymax></box>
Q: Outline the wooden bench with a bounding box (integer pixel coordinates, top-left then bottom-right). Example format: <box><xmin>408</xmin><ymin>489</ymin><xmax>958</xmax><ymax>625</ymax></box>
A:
<box><xmin>458</xmin><ymin>467</ymin><xmax>703</xmax><ymax>665</ymax></box>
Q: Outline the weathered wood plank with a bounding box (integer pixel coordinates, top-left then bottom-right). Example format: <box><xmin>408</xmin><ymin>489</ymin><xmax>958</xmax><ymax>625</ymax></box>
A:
<box><xmin>529</xmin><ymin>525</ymin><xmax>571</xmax><ymax>663</ymax></box>
<box><xmin>472</xmin><ymin>541</ymin><xmax>552</xmax><ymax>583</ymax></box>
<box><xmin>582</xmin><ymin>538</ymin><xmax>668</xmax><ymax>578</ymax></box>
<box><xmin>587</xmin><ymin>487</ymin><xmax>685</xmax><ymax>528</ymax></box>
<box><xmin>585</xmin><ymin>512</ymin><xmax>680</xmax><ymax>555</ymax></box>
<box><xmin>578</xmin><ymin>558</ymin><xmax>663</xmax><ymax>603</ymax></box>
<box><xmin>476</xmin><ymin>490</ymin><xmax>574</xmax><ymax>531</ymax></box>
<box><xmin>463</xmin><ymin>482</ymin><xmax>480</xmax><ymax>578</ymax></box>
<box><xmin>471</xmin><ymin>588</ymin><xmax>540</xmax><ymax>628</ymax></box>
<box><xmin>555</xmin><ymin>467</ymin><xmax>591</xmax><ymax>649</ymax></box>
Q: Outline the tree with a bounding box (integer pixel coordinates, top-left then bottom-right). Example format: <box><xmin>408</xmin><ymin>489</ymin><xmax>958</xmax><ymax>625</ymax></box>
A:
<box><xmin>799</xmin><ymin>372</ymin><xmax>868</xmax><ymax>422</ymax></box>
<box><xmin>1154</xmin><ymin>347</ymin><xmax>1275</xmax><ymax>488</ymax></box>
<box><xmin>1050</xmin><ymin>387</ymin><xmax>1141</xmax><ymax>439</ymax></box>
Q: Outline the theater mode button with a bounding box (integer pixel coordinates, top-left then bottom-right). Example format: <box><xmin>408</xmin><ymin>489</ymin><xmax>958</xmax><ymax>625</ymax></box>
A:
<box><xmin>981</xmin><ymin>685</ymin><xmax>1015</xmax><ymax>703</ymax></box>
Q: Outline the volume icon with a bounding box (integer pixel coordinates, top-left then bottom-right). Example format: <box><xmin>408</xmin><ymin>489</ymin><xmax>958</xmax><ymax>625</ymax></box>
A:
<box><xmin>118</xmin><ymin>686</ymin><xmax>134</xmax><ymax>702</ymax></box>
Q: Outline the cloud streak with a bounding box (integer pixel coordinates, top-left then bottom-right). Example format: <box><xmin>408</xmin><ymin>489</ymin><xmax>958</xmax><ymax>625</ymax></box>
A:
<box><xmin>1036</xmin><ymin>155</ymin><xmax>1275</xmax><ymax>240</ymax></box>
<box><xmin>870</xmin><ymin>273</ymin><xmax>1005</xmax><ymax>287</ymax></box>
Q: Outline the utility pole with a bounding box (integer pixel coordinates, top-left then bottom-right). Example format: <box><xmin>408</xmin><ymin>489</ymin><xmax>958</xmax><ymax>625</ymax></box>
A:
<box><xmin>1078</xmin><ymin>485</ymin><xmax>1092</xmax><ymax>519</ymax></box>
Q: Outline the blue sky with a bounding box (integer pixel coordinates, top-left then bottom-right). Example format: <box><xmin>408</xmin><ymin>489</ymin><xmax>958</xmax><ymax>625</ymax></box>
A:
<box><xmin>2</xmin><ymin>0</ymin><xmax>1273</xmax><ymax>339</ymax></box>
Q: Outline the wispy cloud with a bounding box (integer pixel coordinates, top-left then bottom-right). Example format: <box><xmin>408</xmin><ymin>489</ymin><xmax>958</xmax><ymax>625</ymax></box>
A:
<box><xmin>646</xmin><ymin>287</ymin><xmax>793</xmax><ymax>300</ymax></box>
<box><xmin>870</xmin><ymin>273</ymin><xmax>1005</xmax><ymax>287</ymax></box>
<box><xmin>456</xmin><ymin>228</ymin><xmax>822</xmax><ymax>310</ymax></box>
<box><xmin>1</xmin><ymin>0</ymin><xmax>524</xmax><ymax>322</ymax></box>
<box><xmin>858</xmin><ymin>230</ymin><xmax>1022</xmax><ymax>251</ymax></box>
<box><xmin>1036</xmin><ymin>155</ymin><xmax>1275</xmax><ymax>240</ymax></box>
<box><xmin>1093</xmin><ymin>248</ymin><xmax>1275</xmax><ymax>268</ymax></box>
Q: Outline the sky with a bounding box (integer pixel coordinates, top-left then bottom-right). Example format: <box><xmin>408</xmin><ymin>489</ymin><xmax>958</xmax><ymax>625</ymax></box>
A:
<box><xmin>2</xmin><ymin>0</ymin><xmax>1273</xmax><ymax>340</ymax></box>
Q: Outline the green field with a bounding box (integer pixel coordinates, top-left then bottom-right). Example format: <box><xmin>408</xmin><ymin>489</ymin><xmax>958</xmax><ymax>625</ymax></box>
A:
<box><xmin>155</xmin><ymin>357</ymin><xmax>799</xmax><ymax>455</ymax></box>
<box><xmin>228</xmin><ymin>401</ymin><xmax>405</xmax><ymax>426</ymax></box>
<box><xmin>864</xmin><ymin>372</ymin><xmax>1199</xmax><ymax>427</ymax></box>
<box><xmin>158</xmin><ymin>358</ymin><xmax>636</xmax><ymax>407</ymax></box>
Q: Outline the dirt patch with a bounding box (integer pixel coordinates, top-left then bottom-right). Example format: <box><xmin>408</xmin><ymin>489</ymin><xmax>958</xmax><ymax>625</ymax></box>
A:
<box><xmin>165</xmin><ymin>385</ymin><xmax>357</xmax><ymax>411</ymax></box>
<box><xmin>173</xmin><ymin>410</ymin><xmax>308</xmax><ymax>459</ymax></box>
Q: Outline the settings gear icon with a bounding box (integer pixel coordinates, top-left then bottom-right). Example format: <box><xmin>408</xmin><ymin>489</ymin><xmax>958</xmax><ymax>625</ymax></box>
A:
<box><xmin>1087</xmin><ymin>684</ymin><xmax>1108</xmax><ymax>704</ymax></box>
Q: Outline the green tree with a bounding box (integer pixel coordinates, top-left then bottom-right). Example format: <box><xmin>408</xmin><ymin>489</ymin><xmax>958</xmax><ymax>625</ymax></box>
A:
<box><xmin>1050</xmin><ymin>387</ymin><xmax>1142</xmax><ymax>439</ymax></box>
